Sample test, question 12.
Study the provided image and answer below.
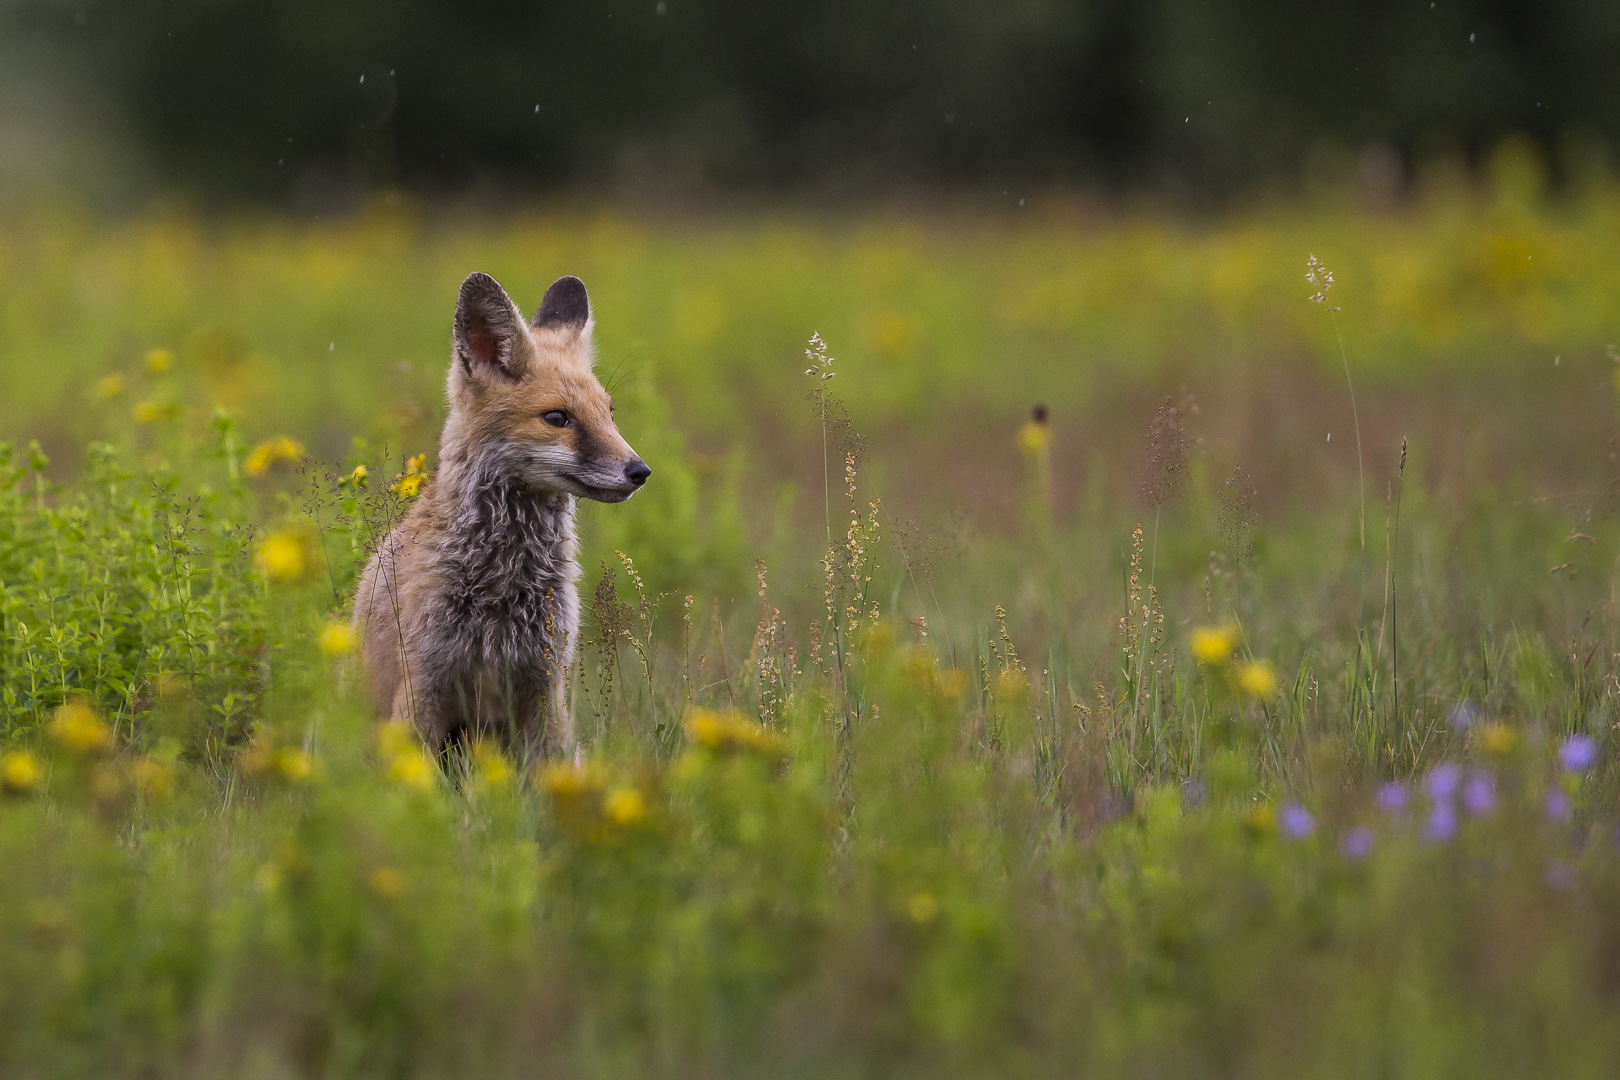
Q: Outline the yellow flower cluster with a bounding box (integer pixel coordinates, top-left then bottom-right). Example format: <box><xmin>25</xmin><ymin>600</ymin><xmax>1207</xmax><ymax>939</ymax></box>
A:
<box><xmin>244</xmin><ymin>436</ymin><xmax>307</xmax><ymax>478</ymax></box>
<box><xmin>1189</xmin><ymin>625</ymin><xmax>1278</xmax><ymax>699</ymax></box>
<box><xmin>1477</xmin><ymin>721</ymin><xmax>1518</xmax><ymax>759</ymax></box>
<box><xmin>470</xmin><ymin>740</ymin><xmax>514</xmax><ymax>793</ymax></box>
<box><xmin>685</xmin><ymin>708</ymin><xmax>784</xmax><ymax>756</ymax></box>
<box><xmin>144</xmin><ymin>348</ymin><xmax>173</xmax><ymax>374</ymax></box>
<box><xmin>392</xmin><ymin>453</ymin><xmax>428</xmax><ymax>499</ymax></box>
<box><xmin>539</xmin><ymin>761</ymin><xmax>648</xmax><ymax>840</ymax></box>
<box><xmin>255</xmin><ymin>529</ymin><xmax>316</xmax><ymax>583</ymax></box>
<box><xmin>240</xmin><ymin>730</ymin><xmax>317</xmax><ymax>785</ymax></box>
<box><xmin>133</xmin><ymin>400</ymin><xmax>180</xmax><ymax>424</ymax></box>
<box><xmin>40</xmin><ymin>702</ymin><xmax>176</xmax><ymax>804</ymax></box>
<box><xmin>1</xmin><ymin>749</ymin><xmax>42</xmax><ymax>794</ymax></box>
<box><xmin>96</xmin><ymin>374</ymin><xmax>126</xmax><ymax>400</ymax></box>
<box><xmin>377</xmin><ymin>720</ymin><xmax>437</xmax><ymax>792</ymax></box>
<box><xmin>318</xmin><ymin>621</ymin><xmax>358</xmax><ymax>657</ymax></box>
<box><xmin>367</xmin><ymin>866</ymin><xmax>405</xmax><ymax>898</ymax></box>
<box><xmin>51</xmin><ymin>700</ymin><xmax>114</xmax><ymax>755</ymax></box>
<box><xmin>1017</xmin><ymin>418</ymin><xmax>1050</xmax><ymax>455</ymax></box>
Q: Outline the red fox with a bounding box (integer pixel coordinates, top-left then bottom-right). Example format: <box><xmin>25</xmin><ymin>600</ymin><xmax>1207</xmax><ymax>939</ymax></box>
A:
<box><xmin>355</xmin><ymin>272</ymin><xmax>649</xmax><ymax>756</ymax></box>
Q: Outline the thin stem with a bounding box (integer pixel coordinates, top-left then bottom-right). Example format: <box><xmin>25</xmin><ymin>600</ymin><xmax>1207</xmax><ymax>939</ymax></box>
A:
<box><xmin>1331</xmin><ymin>309</ymin><xmax>1370</xmax><ymax>730</ymax></box>
<box><xmin>1391</xmin><ymin>439</ymin><xmax>1407</xmax><ymax>729</ymax></box>
<box><xmin>821</xmin><ymin>394</ymin><xmax>831</xmax><ymax>549</ymax></box>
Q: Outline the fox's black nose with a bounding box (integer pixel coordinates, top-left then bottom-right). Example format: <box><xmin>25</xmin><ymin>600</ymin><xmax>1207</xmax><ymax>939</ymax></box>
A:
<box><xmin>624</xmin><ymin>460</ymin><xmax>651</xmax><ymax>486</ymax></box>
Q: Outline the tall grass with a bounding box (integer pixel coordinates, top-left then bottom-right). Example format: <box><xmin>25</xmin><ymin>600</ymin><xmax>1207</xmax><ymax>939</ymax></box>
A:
<box><xmin>2</xmin><ymin>185</ymin><xmax>1620</xmax><ymax>1076</ymax></box>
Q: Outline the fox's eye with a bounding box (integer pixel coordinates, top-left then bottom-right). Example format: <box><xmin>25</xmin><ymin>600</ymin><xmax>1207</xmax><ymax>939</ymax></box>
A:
<box><xmin>541</xmin><ymin>410</ymin><xmax>571</xmax><ymax>428</ymax></box>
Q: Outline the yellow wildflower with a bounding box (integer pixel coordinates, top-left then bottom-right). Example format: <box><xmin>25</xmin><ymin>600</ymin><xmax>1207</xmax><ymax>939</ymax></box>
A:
<box><xmin>1235</xmin><ymin>660</ymin><xmax>1278</xmax><ymax>699</ymax></box>
<box><xmin>938</xmin><ymin>668</ymin><xmax>969</xmax><ymax>699</ymax></box>
<box><xmin>255</xmin><ymin>529</ymin><xmax>314</xmax><ymax>583</ymax></box>
<box><xmin>907</xmin><ymin>891</ymin><xmax>939</xmax><ymax>925</ymax></box>
<box><xmin>471</xmin><ymin>742</ymin><xmax>513</xmax><ymax>791</ymax></box>
<box><xmin>367</xmin><ymin>866</ymin><xmax>405</xmax><ymax>898</ymax></box>
<box><xmin>133</xmin><ymin>400</ymin><xmax>162</xmax><ymax>424</ymax></box>
<box><xmin>254</xmin><ymin>861</ymin><xmax>283</xmax><ymax>895</ymax></box>
<box><xmin>244</xmin><ymin>436</ymin><xmax>306</xmax><ymax>478</ymax></box>
<box><xmin>1242</xmin><ymin>802</ymin><xmax>1276</xmax><ymax>837</ymax></box>
<box><xmin>390</xmin><ymin>455</ymin><xmax>428</xmax><ymax>497</ymax></box>
<box><xmin>1191</xmin><ymin>625</ymin><xmax>1240</xmax><ymax>666</ymax></box>
<box><xmin>275</xmin><ymin>748</ymin><xmax>315</xmax><ymax>784</ymax></box>
<box><xmin>1</xmin><ymin>750</ymin><xmax>42</xmax><ymax>794</ymax></box>
<box><xmin>1478</xmin><ymin>721</ymin><xmax>1518</xmax><ymax>759</ymax></box>
<box><xmin>685</xmin><ymin>708</ymin><xmax>783</xmax><ymax>756</ymax></box>
<box><xmin>376</xmin><ymin>720</ymin><xmax>419</xmax><ymax>759</ymax></box>
<box><xmin>239</xmin><ymin>732</ymin><xmax>275</xmax><ymax>777</ymax></box>
<box><xmin>89</xmin><ymin>761</ymin><xmax>129</xmax><ymax>806</ymax></box>
<box><xmin>389</xmin><ymin>750</ymin><xmax>436</xmax><ymax>792</ymax></box>
<box><xmin>51</xmin><ymin>700</ymin><xmax>114</xmax><ymax>755</ymax></box>
<box><xmin>347</xmin><ymin>464</ymin><xmax>369</xmax><ymax>488</ymax></box>
<box><xmin>96</xmin><ymin>374</ymin><xmax>126</xmax><ymax>400</ymax></box>
<box><xmin>1017</xmin><ymin>409</ymin><xmax>1051</xmax><ymax>455</ymax></box>
<box><xmin>604</xmin><ymin>786</ymin><xmax>646</xmax><ymax>826</ymax></box>
<box><xmin>130</xmin><ymin>755</ymin><xmax>175</xmax><ymax>800</ymax></box>
<box><xmin>318</xmin><ymin>621</ymin><xmax>358</xmax><ymax>657</ymax></box>
<box><xmin>143</xmin><ymin>348</ymin><xmax>173</xmax><ymax>374</ymax></box>
<box><xmin>539</xmin><ymin>762</ymin><xmax>607</xmax><ymax>807</ymax></box>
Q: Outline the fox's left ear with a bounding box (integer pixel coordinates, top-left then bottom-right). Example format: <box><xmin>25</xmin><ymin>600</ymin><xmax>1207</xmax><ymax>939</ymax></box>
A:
<box><xmin>531</xmin><ymin>275</ymin><xmax>593</xmax><ymax>348</ymax></box>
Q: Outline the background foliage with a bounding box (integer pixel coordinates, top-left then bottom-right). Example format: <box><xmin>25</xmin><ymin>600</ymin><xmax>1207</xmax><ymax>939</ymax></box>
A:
<box><xmin>4</xmin><ymin>0</ymin><xmax>1620</xmax><ymax>203</ymax></box>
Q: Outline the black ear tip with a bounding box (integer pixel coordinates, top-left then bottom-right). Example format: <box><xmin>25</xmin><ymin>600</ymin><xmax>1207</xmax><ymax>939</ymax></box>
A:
<box><xmin>533</xmin><ymin>275</ymin><xmax>591</xmax><ymax>330</ymax></box>
<box><xmin>459</xmin><ymin>271</ymin><xmax>505</xmax><ymax>302</ymax></box>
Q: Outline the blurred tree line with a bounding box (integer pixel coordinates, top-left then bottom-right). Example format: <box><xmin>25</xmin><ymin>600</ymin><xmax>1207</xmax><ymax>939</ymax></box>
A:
<box><xmin>6</xmin><ymin>0</ymin><xmax>1619</xmax><ymax>203</ymax></box>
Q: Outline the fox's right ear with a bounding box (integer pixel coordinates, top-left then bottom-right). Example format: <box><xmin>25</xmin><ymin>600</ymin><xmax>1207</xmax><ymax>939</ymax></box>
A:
<box><xmin>453</xmin><ymin>272</ymin><xmax>532</xmax><ymax>381</ymax></box>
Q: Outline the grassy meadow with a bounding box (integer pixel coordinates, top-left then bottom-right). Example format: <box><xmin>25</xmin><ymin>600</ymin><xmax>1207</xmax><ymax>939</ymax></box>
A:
<box><xmin>6</xmin><ymin>160</ymin><xmax>1620</xmax><ymax>1077</ymax></box>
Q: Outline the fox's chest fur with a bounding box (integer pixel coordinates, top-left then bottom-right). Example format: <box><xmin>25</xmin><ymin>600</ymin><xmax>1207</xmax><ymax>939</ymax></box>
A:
<box><xmin>401</xmin><ymin>472</ymin><xmax>580</xmax><ymax>748</ymax></box>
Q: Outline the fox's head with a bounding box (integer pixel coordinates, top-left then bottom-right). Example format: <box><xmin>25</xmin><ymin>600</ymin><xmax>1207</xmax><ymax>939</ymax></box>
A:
<box><xmin>442</xmin><ymin>272</ymin><xmax>649</xmax><ymax>503</ymax></box>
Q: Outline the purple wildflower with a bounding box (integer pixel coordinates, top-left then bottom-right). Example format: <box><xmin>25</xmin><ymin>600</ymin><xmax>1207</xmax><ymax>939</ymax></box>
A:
<box><xmin>1447</xmin><ymin>701</ymin><xmax>1477</xmax><ymax>731</ymax></box>
<box><xmin>1559</xmin><ymin>735</ymin><xmax>1598</xmax><ymax>773</ymax></box>
<box><xmin>1545</xmin><ymin>862</ymin><xmax>1578</xmax><ymax>892</ymax></box>
<box><xmin>1546</xmin><ymin>789</ymin><xmax>1572</xmax><ymax>822</ymax></box>
<box><xmin>1376</xmin><ymin>782</ymin><xmax>1408</xmax><ymax>814</ymax></box>
<box><xmin>1279</xmin><ymin>803</ymin><xmax>1315</xmax><ymax>839</ymax></box>
<box><xmin>1340</xmin><ymin>827</ymin><xmax>1374</xmax><ymax>861</ymax></box>
<box><xmin>1424</xmin><ymin>762</ymin><xmax>1461</xmax><ymax>802</ymax></box>
<box><xmin>1462</xmin><ymin>772</ymin><xmax>1496</xmax><ymax>816</ymax></box>
<box><xmin>1425</xmin><ymin>802</ymin><xmax>1458</xmax><ymax>843</ymax></box>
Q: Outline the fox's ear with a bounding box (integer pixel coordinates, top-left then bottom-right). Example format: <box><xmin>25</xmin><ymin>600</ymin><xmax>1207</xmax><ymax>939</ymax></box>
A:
<box><xmin>453</xmin><ymin>272</ymin><xmax>532</xmax><ymax>381</ymax></box>
<box><xmin>531</xmin><ymin>276</ymin><xmax>592</xmax><ymax>337</ymax></box>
